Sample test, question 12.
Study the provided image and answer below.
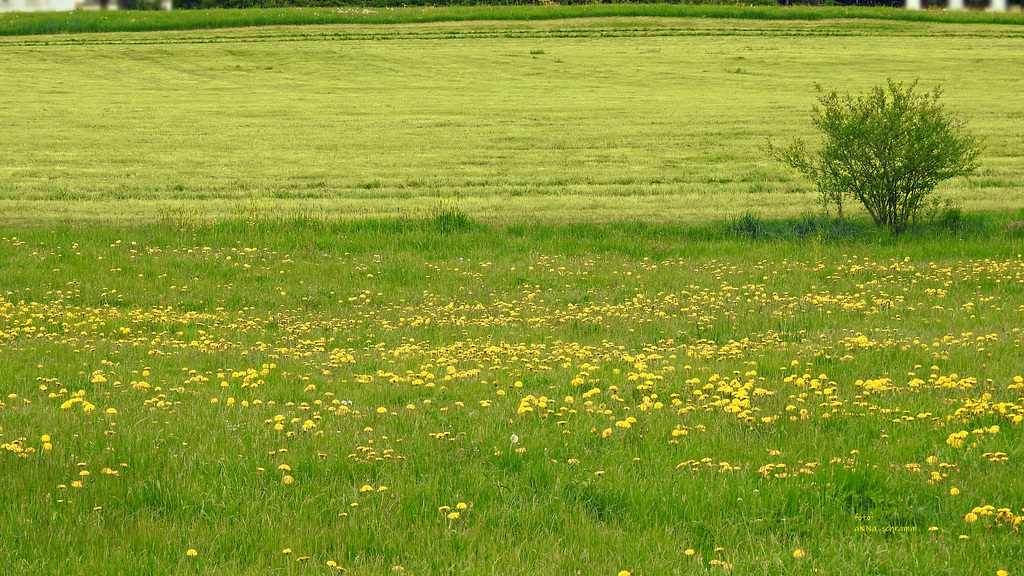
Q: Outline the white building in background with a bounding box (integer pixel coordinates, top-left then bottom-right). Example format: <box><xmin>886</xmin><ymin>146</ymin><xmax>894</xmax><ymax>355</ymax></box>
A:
<box><xmin>0</xmin><ymin>0</ymin><xmax>77</xmax><ymax>11</ymax></box>
<box><xmin>0</xmin><ymin>0</ymin><xmax>171</xmax><ymax>10</ymax></box>
<box><xmin>906</xmin><ymin>0</ymin><xmax>1011</xmax><ymax>8</ymax></box>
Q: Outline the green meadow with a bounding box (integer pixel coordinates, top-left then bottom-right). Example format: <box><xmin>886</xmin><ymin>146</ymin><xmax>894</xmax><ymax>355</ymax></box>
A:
<box><xmin>2</xmin><ymin>4</ymin><xmax>1024</xmax><ymax>37</ymax></box>
<box><xmin>2</xmin><ymin>10</ymin><xmax>1024</xmax><ymax>576</ymax></box>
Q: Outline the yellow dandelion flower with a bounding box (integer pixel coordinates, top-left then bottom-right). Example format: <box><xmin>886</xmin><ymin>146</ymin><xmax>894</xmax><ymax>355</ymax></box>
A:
<box><xmin>793</xmin><ymin>549</ymin><xmax>805</xmax><ymax>558</ymax></box>
<box><xmin>997</xmin><ymin>570</ymin><xmax>1009</xmax><ymax>576</ymax></box>
<box><xmin>278</xmin><ymin>464</ymin><xmax>291</xmax><ymax>471</ymax></box>
<box><xmin>447</xmin><ymin>512</ymin><xmax>460</xmax><ymax>520</ymax></box>
<box><xmin>376</xmin><ymin>407</ymin><xmax>388</xmax><ymax>414</ymax></box>
<box><xmin>186</xmin><ymin>549</ymin><xmax>198</xmax><ymax>557</ymax></box>
<box><xmin>949</xmin><ymin>487</ymin><xmax>960</xmax><ymax>496</ymax></box>
<box><xmin>106</xmin><ymin>408</ymin><xmax>117</xmax><ymax>415</ymax></box>
<box><xmin>684</xmin><ymin>549</ymin><xmax>695</xmax><ymax>556</ymax></box>
<box><xmin>40</xmin><ymin>435</ymin><xmax>50</xmax><ymax>442</ymax></box>
<box><xmin>282</xmin><ymin>475</ymin><xmax>294</xmax><ymax>485</ymax></box>
<box><xmin>282</xmin><ymin>548</ymin><xmax>292</xmax><ymax>554</ymax></box>
<box><xmin>964</xmin><ymin>512</ymin><xmax>978</xmax><ymax>523</ymax></box>
<box><xmin>360</xmin><ymin>485</ymin><xmax>374</xmax><ymax>493</ymax></box>
<box><xmin>618</xmin><ymin>571</ymin><xmax>631</xmax><ymax>576</ymax></box>
<box><xmin>456</xmin><ymin>502</ymin><xmax>468</xmax><ymax>510</ymax></box>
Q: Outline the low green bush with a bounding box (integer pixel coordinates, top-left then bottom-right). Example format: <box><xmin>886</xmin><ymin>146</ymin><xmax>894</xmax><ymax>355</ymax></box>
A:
<box><xmin>770</xmin><ymin>80</ymin><xmax>985</xmax><ymax>235</ymax></box>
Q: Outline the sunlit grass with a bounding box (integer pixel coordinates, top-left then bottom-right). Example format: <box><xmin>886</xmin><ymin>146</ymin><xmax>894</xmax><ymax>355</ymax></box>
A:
<box><xmin>1</xmin><ymin>17</ymin><xmax>1023</xmax><ymax>224</ymax></box>
<box><xmin>1</xmin><ymin>4</ymin><xmax>1023</xmax><ymax>37</ymax></box>
<box><xmin>1</xmin><ymin>12</ymin><xmax>1024</xmax><ymax>576</ymax></box>
<box><xmin>1</xmin><ymin>219</ymin><xmax>1024</xmax><ymax>574</ymax></box>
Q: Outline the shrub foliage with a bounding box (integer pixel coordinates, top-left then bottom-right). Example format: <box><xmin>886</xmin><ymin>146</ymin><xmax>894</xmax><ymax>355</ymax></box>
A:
<box><xmin>771</xmin><ymin>80</ymin><xmax>984</xmax><ymax>234</ymax></box>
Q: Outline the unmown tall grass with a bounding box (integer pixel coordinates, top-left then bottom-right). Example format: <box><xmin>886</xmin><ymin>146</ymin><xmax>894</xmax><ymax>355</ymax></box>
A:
<box><xmin>2</xmin><ymin>218</ymin><xmax>1024</xmax><ymax>575</ymax></box>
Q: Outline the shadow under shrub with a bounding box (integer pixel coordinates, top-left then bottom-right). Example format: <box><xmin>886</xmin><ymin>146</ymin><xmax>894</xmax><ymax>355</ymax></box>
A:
<box><xmin>902</xmin><ymin>209</ymin><xmax>1000</xmax><ymax>239</ymax></box>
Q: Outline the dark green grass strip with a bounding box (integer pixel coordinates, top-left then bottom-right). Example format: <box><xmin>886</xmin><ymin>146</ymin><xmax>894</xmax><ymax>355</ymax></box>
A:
<box><xmin>1</xmin><ymin>4</ymin><xmax>1022</xmax><ymax>37</ymax></box>
<box><xmin>149</xmin><ymin>208</ymin><xmax>1024</xmax><ymax>252</ymax></box>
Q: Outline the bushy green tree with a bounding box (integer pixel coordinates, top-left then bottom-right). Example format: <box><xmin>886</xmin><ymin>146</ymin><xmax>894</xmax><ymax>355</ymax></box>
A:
<box><xmin>770</xmin><ymin>80</ymin><xmax>984</xmax><ymax>234</ymax></box>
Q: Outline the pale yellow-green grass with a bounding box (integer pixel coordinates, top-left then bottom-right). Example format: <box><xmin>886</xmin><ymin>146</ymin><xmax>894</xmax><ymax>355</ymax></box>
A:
<box><xmin>1</xmin><ymin>17</ymin><xmax>1023</xmax><ymax>224</ymax></box>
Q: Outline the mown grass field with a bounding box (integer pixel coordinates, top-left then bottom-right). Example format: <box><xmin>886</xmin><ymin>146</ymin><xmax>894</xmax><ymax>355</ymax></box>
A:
<box><xmin>1</xmin><ymin>9</ymin><xmax>1024</xmax><ymax>576</ymax></box>
<box><xmin>1</xmin><ymin>15</ymin><xmax>1023</xmax><ymax>223</ymax></box>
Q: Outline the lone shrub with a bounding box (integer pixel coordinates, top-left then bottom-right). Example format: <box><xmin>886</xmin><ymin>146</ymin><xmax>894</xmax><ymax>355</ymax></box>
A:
<box><xmin>770</xmin><ymin>80</ymin><xmax>984</xmax><ymax>234</ymax></box>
